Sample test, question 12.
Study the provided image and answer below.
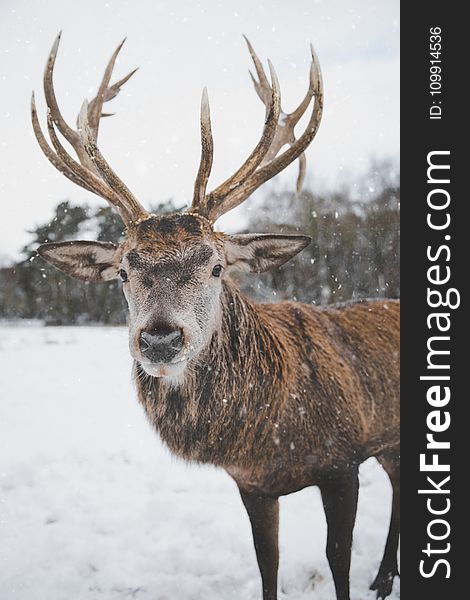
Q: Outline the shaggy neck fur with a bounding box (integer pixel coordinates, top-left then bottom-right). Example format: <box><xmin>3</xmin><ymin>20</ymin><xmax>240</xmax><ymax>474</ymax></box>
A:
<box><xmin>135</xmin><ymin>280</ymin><xmax>289</xmax><ymax>466</ymax></box>
<box><xmin>134</xmin><ymin>279</ymin><xmax>400</xmax><ymax>483</ymax></box>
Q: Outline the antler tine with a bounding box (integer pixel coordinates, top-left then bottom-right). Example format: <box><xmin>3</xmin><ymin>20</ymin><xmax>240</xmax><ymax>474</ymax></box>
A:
<box><xmin>288</xmin><ymin>59</ymin><xmax>316</xmax><ymax>194</ymax></box>
<box><xmin>87</xmin><ymin>39</ymin><xmax>139</xmax><ymax>140</ymax></box>
<box><xmin>204</xmin><ymin>42</ymin><xmax>323</xmax><ymax>222</ymax></box>
<box><xmin>244</xmin><ymin>35</ymin><xmax>271</xmax><ymax>108</ymax></box>
<box><xmin>289</xmin><ymin>57</ymin><xmax>317</xmax><ymax>125</ymax></box>
<box><xmin>45</xmin><ymin>108</ymin><xmax>130</xmax><ymax>216</ymax></box>
<box><xmin>43</xmin><ymin>32</ymin><xmax>93</xmax><ymax>170</ymax></box>
<box><xmin>296</xmin><ymin>152</ymin><xmax>307</xmax><ymax>196</ymax></box>
<box><xmin>192</xmin><ymin>87</ymin><xmax>214</xmax><ymax>210</ymax></box>
<box><xmin>78</xmin><ymin>101</ymin><xmax>146</xmax><ymax>222</ymax></box>
<box><xmin>100</xmin><ymin>68</ymin><xmax>139</xmax><ymax>109</ymax></box>
<box><xmin>31</xmin><ymin>92</ymin><xmax>97</xmax><ymax>193</ymax></box>
<box><xmin>198</xmin><ymin>59</ymin><xmax>281</xmax><ymax>218</ymax></box>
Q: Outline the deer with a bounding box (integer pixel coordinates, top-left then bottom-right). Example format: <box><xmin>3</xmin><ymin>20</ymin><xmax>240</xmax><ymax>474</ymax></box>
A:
<box><xmin>32</xmin><ymin>34</ymin><xmax>400</xmax><ymax>600</ymax></box>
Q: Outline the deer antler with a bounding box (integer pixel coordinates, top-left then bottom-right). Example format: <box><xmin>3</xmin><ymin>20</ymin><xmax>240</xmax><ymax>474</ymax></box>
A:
<box><xmin>189</xmin><ymin>38</ymin><xmax>323</xmax><ymax>223</ymax></box>
<box><xmin>33</xmin><ymin>35</ymin><xmax>322</xmax><ymax>228</ymax></box>
<box><xmin>31</xmin><ymin>33</ymin><xmax>148</xmax><ymax>225</ymax></box>
<box><xmin>192</xmin><ymin>59</ymin><xmax>281</xmax><ymax>216</ymax></box>
<box><xmin>244</xmin><ymin>36</ymin><xmax>316</xmax><ymax>195</ymax></box>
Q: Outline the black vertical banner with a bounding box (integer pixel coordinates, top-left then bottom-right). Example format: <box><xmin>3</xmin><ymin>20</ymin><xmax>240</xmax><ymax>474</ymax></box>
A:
<box><xmin>401</xmin><ymin>2</ymin><xmax>464</xmax><ymax>598</ymax></box>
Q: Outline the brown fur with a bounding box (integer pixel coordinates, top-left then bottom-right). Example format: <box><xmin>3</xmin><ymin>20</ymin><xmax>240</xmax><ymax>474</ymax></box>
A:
<box><xmin>135</xmin><ymin>280</ymin><xmax>399</xmax><ymax>496</ymax></box>
<box><xmin>123</xmin><ymin>216</ymin><xmax>400</xmax><ymax>600</ymax></box>
<box><xmin>39</xmin><ymin>214</ymin><xmax>400</xmax><ymax>600</ymax></box>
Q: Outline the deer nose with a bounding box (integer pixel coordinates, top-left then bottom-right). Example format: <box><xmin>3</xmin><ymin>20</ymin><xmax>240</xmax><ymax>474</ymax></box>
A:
<box><xmin>139</xmin><ymin>327</ymin><xmax>184</xmax><ymax>363</ymax></box>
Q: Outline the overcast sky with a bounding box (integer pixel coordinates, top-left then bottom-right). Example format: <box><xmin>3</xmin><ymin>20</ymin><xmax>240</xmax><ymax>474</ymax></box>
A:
<box><xmin>0</xmin><ymin>0</ymin><xmax>399</xmax><ymax>261</ymax></box>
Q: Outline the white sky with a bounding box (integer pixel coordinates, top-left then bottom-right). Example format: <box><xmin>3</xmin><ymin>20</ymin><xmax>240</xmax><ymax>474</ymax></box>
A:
<box><xmin>0</xmin><ymin>0</ymin><xmax>399</xmax><ymax>261</ymax></box>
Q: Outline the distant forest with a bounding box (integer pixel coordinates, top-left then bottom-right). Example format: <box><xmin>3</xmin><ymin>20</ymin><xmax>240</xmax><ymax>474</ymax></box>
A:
<box><xmin>0</xmin><ymin>163</ymin><xmax>399</xmax><ymax>325</ymax></box>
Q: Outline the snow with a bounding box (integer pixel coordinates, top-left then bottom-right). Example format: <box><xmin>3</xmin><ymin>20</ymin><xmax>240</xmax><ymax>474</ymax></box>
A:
<box><xmin>0</xmin><ymin>325</ymin><xmax>399</xmax><ymax>599</ymax></box>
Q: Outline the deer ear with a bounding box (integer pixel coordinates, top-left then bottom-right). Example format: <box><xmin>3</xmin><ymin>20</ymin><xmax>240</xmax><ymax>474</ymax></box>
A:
<box><xmin>37</xmin><ymin>241</ymin><xmax>120</xmax><ymax>282</ymax></box>
<box><xmin>224</xmin><ymin>233</ymin><xmax>311</xmax><ymax>273</ymax></box>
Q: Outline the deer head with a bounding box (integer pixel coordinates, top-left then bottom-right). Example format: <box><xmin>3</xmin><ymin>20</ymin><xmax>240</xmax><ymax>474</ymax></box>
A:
<box><xmin>34</xmin><ymin>34</ymin><xmax>323</xmax><ymax>379</ymax></box>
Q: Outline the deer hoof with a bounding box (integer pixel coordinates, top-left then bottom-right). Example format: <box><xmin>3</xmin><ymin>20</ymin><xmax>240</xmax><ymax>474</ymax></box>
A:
<box><xmin>370</xmin><ymin>569</ymin><xmax>399</xmax><ymax>599</ymax></box>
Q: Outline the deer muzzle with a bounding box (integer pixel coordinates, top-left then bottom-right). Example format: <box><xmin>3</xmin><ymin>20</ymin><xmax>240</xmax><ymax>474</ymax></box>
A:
<box><xmin>139</xmin><ymin>328</ymin><xmax>185</xmax><ymax>364</ymax></box>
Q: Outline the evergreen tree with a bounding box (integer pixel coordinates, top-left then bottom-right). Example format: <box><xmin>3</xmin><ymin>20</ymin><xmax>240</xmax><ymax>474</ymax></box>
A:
<box><xmin>1</xmin><ymin>198</ymin><xmax>177</xmax><ymax>324</ymax></box>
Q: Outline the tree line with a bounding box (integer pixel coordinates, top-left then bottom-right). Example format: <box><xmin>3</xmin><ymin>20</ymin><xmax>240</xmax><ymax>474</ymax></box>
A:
<box><xmin>0</xmin><ymin>164</ymin><xmax>399</xmax><ymax>324</ymax></box>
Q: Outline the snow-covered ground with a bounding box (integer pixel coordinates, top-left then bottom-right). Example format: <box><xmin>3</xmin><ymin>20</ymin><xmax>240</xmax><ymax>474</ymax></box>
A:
<box><xmin>0</xmin><ymin>325</ymin><xmax>399</xmax><ymax>600</ymax></box>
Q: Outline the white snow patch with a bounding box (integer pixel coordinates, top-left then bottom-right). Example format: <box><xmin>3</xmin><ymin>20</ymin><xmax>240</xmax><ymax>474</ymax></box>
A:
<box><xmin>0</xmin><ymin>325</ymin><xmax>399</xmax><ymax>599</ymax></box>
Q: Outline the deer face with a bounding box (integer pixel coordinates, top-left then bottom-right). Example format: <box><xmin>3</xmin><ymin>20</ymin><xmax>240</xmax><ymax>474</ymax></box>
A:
<box><xmin>120</xmin><ymin>214</ymin><xmax>225</xmax><ymax>378</ymax></box>
<box><xmin>38</xmin><ymin>213</ymin><xmax>310</xmax><ymax>379</ymax></box>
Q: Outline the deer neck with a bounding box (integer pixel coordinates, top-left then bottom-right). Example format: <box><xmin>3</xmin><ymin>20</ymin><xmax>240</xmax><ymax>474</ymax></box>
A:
<box><xmin>134</xmin><ymin>280</ymin><xmax>288</xmax><ymax>465</ymax></box>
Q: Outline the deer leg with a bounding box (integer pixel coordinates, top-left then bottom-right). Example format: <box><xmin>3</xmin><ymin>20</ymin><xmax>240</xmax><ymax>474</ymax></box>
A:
<box><xmin>320</xmin><ymin>469</ymin><xmax>359</xmax><ymax>600</ymax></box>
<box><xmin>238</xmin><ymin>487</ymin><xmax>279</xmax><ymax>600</ymax></box>
<box><xmin>370</xmin><ymin>454</ymin><xmax>400</xmax><ymax>599</ymax></box>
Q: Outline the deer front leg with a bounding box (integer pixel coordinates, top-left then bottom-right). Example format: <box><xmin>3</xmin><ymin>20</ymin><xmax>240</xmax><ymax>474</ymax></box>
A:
<box><xmin>238</xmin><ymin>487</ymin><xmax>279</xmax><ymax>600</ymax></box>
<box><xmin>371</xmin><ymin>453</ymin><xmax>400</xmax><ymax>599</ymax></box>
<box><xmin>320</xmin><ymin>469</ymin><xmax>359</xmax><ymax>600</ymax></box>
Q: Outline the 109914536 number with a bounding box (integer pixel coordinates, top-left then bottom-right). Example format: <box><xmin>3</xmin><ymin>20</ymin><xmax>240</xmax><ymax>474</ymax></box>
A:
<box><xmin>429</xmin><ymin>27</ymin><xmax>442</xmax><ymax>95</ymax></box>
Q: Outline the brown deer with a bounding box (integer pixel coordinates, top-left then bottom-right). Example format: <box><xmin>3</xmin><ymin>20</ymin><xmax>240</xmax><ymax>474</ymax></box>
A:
<box><xmin>32</xmin><ymin>34</ymin><xmax>400</xmax><ymax>600</ymax></box>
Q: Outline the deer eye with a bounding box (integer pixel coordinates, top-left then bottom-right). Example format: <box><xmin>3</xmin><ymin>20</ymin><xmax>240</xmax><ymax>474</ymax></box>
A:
<box><xmin>211</xmin><ymin>264</ymin><xmax>223</xmax><ymax>278</ymax></box>
<box><xmin>118</xmin><ymin>269</ymin><xmax>128</xmax><ymax>282</ymax></box>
